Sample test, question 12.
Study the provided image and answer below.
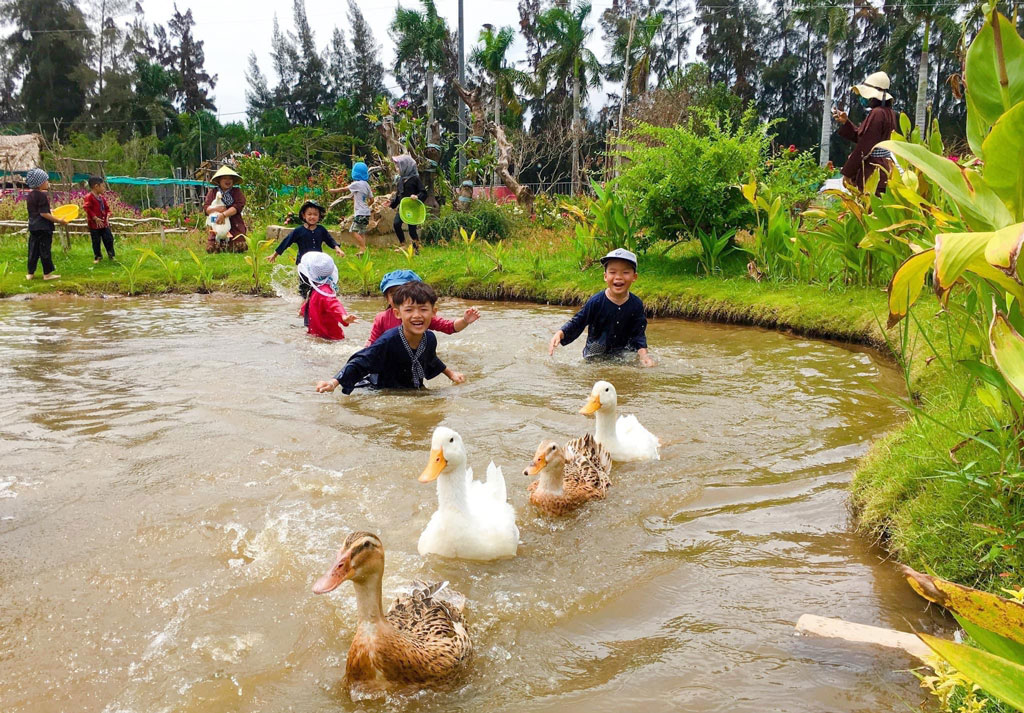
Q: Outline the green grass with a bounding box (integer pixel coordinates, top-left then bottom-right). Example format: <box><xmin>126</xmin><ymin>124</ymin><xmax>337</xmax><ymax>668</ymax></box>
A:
<box><xmin>2</xmin><ymin>222</ymin><xmax>1018</xmax><ymax>590</ymax></box>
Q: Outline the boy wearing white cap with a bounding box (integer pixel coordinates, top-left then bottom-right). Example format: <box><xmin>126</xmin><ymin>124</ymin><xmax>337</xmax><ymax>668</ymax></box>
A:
<box><xmin>548</xmin><ymin>248</ymin><xmax>654</xmax><ymax>367</ymax></box>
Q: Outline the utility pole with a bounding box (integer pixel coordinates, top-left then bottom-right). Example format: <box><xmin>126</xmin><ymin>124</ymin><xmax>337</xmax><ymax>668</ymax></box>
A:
<box><xmin>458</xmin><ymin>0</ymin><xmax>467</xmax><ymax>176</ymax></box>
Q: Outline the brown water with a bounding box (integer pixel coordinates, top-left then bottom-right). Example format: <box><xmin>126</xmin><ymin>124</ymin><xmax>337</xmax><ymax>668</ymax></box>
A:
<box><xmin>0</xmin><ymin>294</ymin><xmax>946</xmax><ymax>713</ymax></box>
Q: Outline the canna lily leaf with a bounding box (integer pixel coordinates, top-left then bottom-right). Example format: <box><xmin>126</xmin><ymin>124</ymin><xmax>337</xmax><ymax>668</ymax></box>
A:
<box><xmin>740</xmin><ymin>180</ymin><xmax>757</xmax><ymax>207</ymax></box>
<box><xmin>966</xmin><ymin>259</ymin><xmax>1024</xmax><ymax>303</ymax></box>
<box><xmin>955</xmin><ymin>614</ymin><xmax>1024</xmax><ymax>666</ymax></box>
<box><xmin>935</xmin><ymin>231</ymin><xmax>991</xmax><ymax>295</ymax></box>
<box><xmin>879</xmin><ymin>141</ymin><xmax>1013</xmax><ymax>231</ymax></box>
<box><xmin>983</xmin><ymin>222</ymin><xmax>1024</xmax><ymax>276</ymax></box>
<box><xmin>886</xmin><ymin>249</ymin><xmax>934</xmax><ymax>328</ymax></box>
<box><xmin>990</xmin><ymin>311</ymin><xmax>1024</xmax><ymax>400</ymax></box>
<box><xmin>982</xmin><ymin>102</ymin><xmax>1024</xmax><ymax>221</ymax></box>
<box><xmin>918</xmin><ymin>634</ymin><xmax>1024</xmax><ymax>711</ymax></box>
<box><xmin>965</xmin><ymin>9</ymin><xmax>1024</xmax><ymax>143</ymax></box>
<box><xmin>903</xmin><ymin>566</ymin><xmax>1024</xmax><ymax>645</ymax></box>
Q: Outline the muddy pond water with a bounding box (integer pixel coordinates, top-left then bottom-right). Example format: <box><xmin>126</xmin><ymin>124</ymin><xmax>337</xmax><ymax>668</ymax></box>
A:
<box><xmin>0</xmin><ymin>294</ymin><xmax>947</xmax><ymax>713</ymax></box>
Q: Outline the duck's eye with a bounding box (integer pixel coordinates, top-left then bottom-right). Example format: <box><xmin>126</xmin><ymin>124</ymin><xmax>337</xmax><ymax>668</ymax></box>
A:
<box><xmin>449</xmin><ymin>437</ymin><xmax>454</xmax><ymax>443</ymax></box>
<box><xmin>604</xmin><ymin>387</ymin><xmax>610</xmax><ymax>392</ymax></box>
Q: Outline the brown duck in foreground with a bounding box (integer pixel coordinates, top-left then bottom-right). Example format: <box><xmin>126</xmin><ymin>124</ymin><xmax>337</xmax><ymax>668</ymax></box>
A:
<box><xmin>524</xmin><ymin>433</ymin><xmax>612</xmax><ymax>516</ymax></box>
<box><xmin>312</xmin><ymin>532</ymin><xmax>472</xmax><ymax>686</ymax></box>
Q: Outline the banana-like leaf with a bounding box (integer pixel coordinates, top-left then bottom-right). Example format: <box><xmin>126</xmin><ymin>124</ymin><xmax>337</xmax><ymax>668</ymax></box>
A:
<box><xmin>878</xmin><ymin>141</ymin><xmax>1013</xmax><ymax>231</ymax></box>
<box><xmin>983</xmin><ymin>222</ymin><xmax>1024</xmax><ymax>276</ymax></box>
<box><xmin>955</xmin><ymin>615</ymin><xmax>1024</xmax><ymax>666</ymax></box>
<box><xmin>990</xmin><ymin>311</ymin><xmax>1024</xmax><ymax>400</ymax></box>
<box><xmin>935</xmin><ymin>231</ymin><xmax>992</xmax><ymax>294</ymax></box>
<box><xmin>919</xmin><ymin>634</ymin><xmax>1024</xmax><ymax>711</ymax></box>
<box><xmin>903</xmin><ymin>566</ymin><xmax>1024</xmax><ymax>644</ymax></box>
<box><xmin>967</xmin><ymin>259</ymin><xmax>1024</xmax><ymax>304</ymax></box>
<box><xmin>886</xmin><ymin>249</ymin><xmax>934</xmax><ymax>328</ymax></box>
<box><xmin>967</xmin><ymin>92</ymin><xmax>990</xmax><ymax>159</ymax></box>
<box><xmin>983</xmin><ymin>102</ymin><xmax>1024</xmax><ymax>221</ymax></box>
<box><xmin>965</xmin><ymin>10</ymin><xmax>1024</xmax><ymax>140</ymax></box>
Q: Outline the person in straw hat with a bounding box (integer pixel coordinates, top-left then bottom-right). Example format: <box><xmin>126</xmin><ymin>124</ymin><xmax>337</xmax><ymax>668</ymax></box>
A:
<box><xmin>832</xmin><ymin>71</ymin><xmax>898</xmax><ymax>195</ymax></box>
<box><xmin>203</xmin><ymin>164</ymin><xmax>248</xmax><ymax>253</ymax></box>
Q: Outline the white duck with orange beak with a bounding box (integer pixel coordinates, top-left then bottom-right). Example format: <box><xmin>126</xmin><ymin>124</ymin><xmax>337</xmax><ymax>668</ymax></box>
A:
<box><xmin>580</xmin><ymin>380</ymin><xmax>661</xmax><ymax>462</ymax></box>
<box><xmin>417</xmin><ymin>426</ymin><xmax>519</xmax><ymax>560</ymax></box>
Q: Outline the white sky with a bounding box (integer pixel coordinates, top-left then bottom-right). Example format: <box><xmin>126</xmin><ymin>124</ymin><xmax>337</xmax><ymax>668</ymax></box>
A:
<box><xmin>142</xmin><ymin>0</ymin><xmax>654</xmax><ymax>120</ymax></box>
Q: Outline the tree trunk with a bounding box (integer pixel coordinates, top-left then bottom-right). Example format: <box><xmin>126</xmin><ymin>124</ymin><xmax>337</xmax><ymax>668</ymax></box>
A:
<box><xmin>453</xmin><ymin>79</ymin><xmax>534</xmax><ymax>210</ymax></box>
<box><xmin>572</xmin><ymin>73</ymin><xmax>581</xmax><ymax>194</ymax></box>
<box><xmin>492</xmin><ymin>90</ymin><xmax>499</xmax><ymax>190</ymax></box>
<box><xmin>915</xmin><ymin>22</ymin><xmax>931</xmax><ymax>136</ymax></box>
<box><xmin>818</xmin><ymin>42</ymin><xmax>834</xmax><ymax>167</ymax></box>
<box><xmin>426</xmin><ymin>67</ymin><xmax>434</xmax><ymax>128</ymax></box>
<box><xmin>616</xmin><ymin>15</ymin><xmax>636</xmax><ymax>178</ymax></box>
<box><xmin>98</xmin><ymin>0</ymin><xmax>106</xmax><ymax>98</ymax></box>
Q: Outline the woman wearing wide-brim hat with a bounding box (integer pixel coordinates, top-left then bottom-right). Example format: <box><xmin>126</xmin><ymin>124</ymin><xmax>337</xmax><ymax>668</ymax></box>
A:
<box><xmin>203</xmin><ymin>165</ymin><xmax>248</xmax><ymax>253</ymax></box>
<box><xmin>832</xmin><ymin>71</ymin><xmax>898</xmax><ymax>195</ymax></box>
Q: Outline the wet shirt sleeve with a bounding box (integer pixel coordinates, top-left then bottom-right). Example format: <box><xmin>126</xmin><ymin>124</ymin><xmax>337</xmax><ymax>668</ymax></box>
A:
<box><xmin>317</xmin><ymin>226</ymin><xmax>339</xmax><ymax>250</ymax></box>
<box><xmin>429</xmin><ymin>315</ymin><xmax>457</xmax><ymax>334</ymax></box>
<box><xmin>422</xmin><ymin>332</ymin><xmax>446</xmax><ymax>380</ymax></box>
<box><xmin>559</xmin><ymin>294</ymin><xmax>597</xmax><ymax>346</ymax></box>
<box><xmin>275</xmin><ymin>229</ymin><xmax>296</xmax><ymax>256</ymax></box>
<box><xmin>336</xmin><ymin>340</ymin><xmax>384</xmax><ymax>394</ymax></box>
<box><xmin>626</xmin><ymin>297</ymin><xmax>648</xmax><ymax>351</ymax></box>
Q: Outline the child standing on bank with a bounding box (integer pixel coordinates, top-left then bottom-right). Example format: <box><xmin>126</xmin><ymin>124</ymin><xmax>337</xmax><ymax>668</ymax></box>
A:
<box><xmin>316</xmin><ymin>281</ymin><xmax>465</xmax><ymax>394</ymax></box>
<box><xmin>267</xmin><ymin>200</ymin><xmax>345</xmax><ymax>303</ymax></box>
<box><xmin>297</xmin><ymin>252</ymin><xmax>357</xmax><ymax>340</ymax></box>
<box><xmin>24</xmin><ymin>168</ymin><xmax>67</xmax><ymax>281</ymax></box>
<box><xmin>549</xmin><ymin>248</ymin><xmax>654</xmax><ymax>366</ymax></box>
<box><xmin>329</xmin><ymin>161</ymin><xmax>372</xmax><ymax>256</ymax></box>
<box><xmin>83</xmin><ymin>175</ymin><xmax>115</xmax><ymax>263</ymax></box>
<box><xmin>365</xmin><ymin>269</ymin><xmax>480</xmax><ymax>346</ymax></box>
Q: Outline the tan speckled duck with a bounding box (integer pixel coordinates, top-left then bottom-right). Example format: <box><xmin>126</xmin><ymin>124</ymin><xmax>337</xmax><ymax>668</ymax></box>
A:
<box><xmin>312</xmin><ymin>532</ymin><xmax>472</xmax><ymax>686</ymax></box>
<box><xmin>524</xmin><ymin>433</ymin><xmax>612</xmax><ymax>516</ymax></box>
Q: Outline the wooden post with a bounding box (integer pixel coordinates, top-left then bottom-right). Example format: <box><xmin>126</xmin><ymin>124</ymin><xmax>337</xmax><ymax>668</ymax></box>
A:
<box><xmin>160</xmin><ymin>224</ymin><xmax>166</xmax><ymax>245</ymax></box>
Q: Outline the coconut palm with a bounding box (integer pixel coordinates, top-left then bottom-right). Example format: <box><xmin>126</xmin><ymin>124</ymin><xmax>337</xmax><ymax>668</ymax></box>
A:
<box><xmin>608</xmin><ymin>12</ymin><xmax>664</xmax><ymax>98</ymax></box>
<box><xmin>390</xmin><ymin>0</ymin><xmax>449</xmax><ymax>128</ymax></box>
<box><xmin>471</xmin><ymin>24</ymin><xmax>534</xmax><ymax>126</ymax></box>
<box><xmin>536</xmin><ymin>1</ymin><xmax>603</xmax><ymax>194</ymax></box>
<box><xmin>795</xmin><ymin>0</ymin><xmax>852</xmax><ymax>167</ymax></box>
<box><xmin>887</xmin><ymin>0</ymin><xmax>958</xmax><ymax>135</ymax></box>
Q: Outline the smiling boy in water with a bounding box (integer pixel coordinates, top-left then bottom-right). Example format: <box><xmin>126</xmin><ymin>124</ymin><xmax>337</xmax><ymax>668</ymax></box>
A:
<box><xmin>316</xmin><ymin>281</ymin><xmax>466</xmax><ymax>394</ymax></box>
<box><xmin>548</xmin><ymin>248</ymin><xmax>654</xmax><ymax>367</ymax></box>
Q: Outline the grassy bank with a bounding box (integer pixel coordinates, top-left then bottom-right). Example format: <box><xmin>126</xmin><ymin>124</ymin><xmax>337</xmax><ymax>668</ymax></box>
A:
<box><xmin>2</xmin><ymin>225</ymin><xmax>1017</xmax><ymax>589</ymax></box>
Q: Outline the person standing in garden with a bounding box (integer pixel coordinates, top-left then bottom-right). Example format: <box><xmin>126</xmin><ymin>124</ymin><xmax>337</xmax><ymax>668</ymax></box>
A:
<box><xmin>832</xmin><ymin>71</ymin><xmax>898</xmax><ymax>195</ymax></box>
<box><xmin>24</xmin><ymin>168</ymin><xmax>67</xmax><ymax>281</ymax></box>
<box><xmin>84</xmin><ymin>176</ymin><xmax>115</xmax><ymax>264</ymax></box>
<box><xmin>389</xmin><ymin>154</ymin><xmax>426</xmax><ymax>254</ymax></box>
<box><xmin>203</xmin><ymin>165</ymin><xmax>248</xmax><ymax>253</ymax></box>
<box><xmin>329</xmin><ymin>161</ymin><xmax>373</xmax><ymax>257</ymax></box>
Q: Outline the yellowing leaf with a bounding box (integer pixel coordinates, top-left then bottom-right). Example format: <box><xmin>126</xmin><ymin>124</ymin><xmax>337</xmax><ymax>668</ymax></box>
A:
<box><xmin>935</xmin><ymin>231</ymin><xmax>991</xmax><ymax>294</ymax></box>
<box><xmin>740</xmin><ymin>180</ymin><xmax>757</xmax><ymax>207</ymax></box>
<box><xmin>990</xmin><ymin>311</ymin><xmax>1024</xmax><ymax>400</ymax></box>
<box><xmin>983</xmin><ymin>222</ymin><xmax>1024</xmax><ymax>274</ymax></box>
<box><xmin>918</xmin><ymin>634</ymin><xmax>1024</xmax><ymax>711</ymax></box>
<box><xmin>886</xmin><ymin>249</ymin><xmax>934</xmax><ymax>328</ymax></box>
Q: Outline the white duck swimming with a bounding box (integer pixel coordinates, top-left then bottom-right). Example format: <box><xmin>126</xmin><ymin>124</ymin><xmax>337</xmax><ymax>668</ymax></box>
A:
<box><xmin>580</xmin><ymin>380</ymin><xmax>661</xmax><ymax>462</ymax></box>
<box><xmin>417</xmin><ymin>427</ymin><xmax>519</xmax><ymax>560</ymax></box>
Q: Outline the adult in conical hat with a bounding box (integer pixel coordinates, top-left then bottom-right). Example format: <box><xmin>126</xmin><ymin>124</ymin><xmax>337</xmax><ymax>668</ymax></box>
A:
<box><xmin>832</xmin><ymin>70</ymin><xmax>898</xmax><ymax>195</ymax></box>
<box><xmin>203</xmin><ymin>164</ymin><xmax>248</xmax><ymax>253</ymax></box>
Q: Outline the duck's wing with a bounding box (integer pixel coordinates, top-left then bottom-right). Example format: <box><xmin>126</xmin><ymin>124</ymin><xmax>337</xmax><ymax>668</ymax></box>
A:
<box><xmin>617</xmin><ymin>414</ymin><xmax>661</xmax><ymax>460</ymax></box>
<box><xmin>564</xmin><ymin>433</ymin><xmax>612</xmax><ymax>488</ymax></box>
<box><xmin>381</xmin><ymin>581</ymin><xmax>473</xmax><ymax>681</ymax></box>
<box><xmin>482</xmin><ymin>461</ymin><xmax>508</xmax><ymax>503</ymax></box>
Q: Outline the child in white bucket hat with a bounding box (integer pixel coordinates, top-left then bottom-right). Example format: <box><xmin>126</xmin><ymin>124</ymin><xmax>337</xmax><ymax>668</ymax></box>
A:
<box><xmin>297</xmin><ymin>251</ymin><xmax>357</xmax><ymax>340</ymax></box>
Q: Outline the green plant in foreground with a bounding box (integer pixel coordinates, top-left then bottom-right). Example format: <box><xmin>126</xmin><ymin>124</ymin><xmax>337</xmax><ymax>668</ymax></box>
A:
<box><xmin>903</xmin><ymin>566</ymin><xmax>1024</xmax><ymax>712</ymax></box>
<box><xmin>398</xmin><ymin>244</ymin><xmax>416</xmax><ymax>266</ymax></box>
<box><xmin>117</xmin><ymin>252</ymin><xmax>148</xmax><ymax>295</ymax></box>
<box><xmin>243</xmin><ymin>235</ymin><xmax>275</xmax><ymax>293</ymax></box>
<box><xmin>188</xmin><ymin>249</ymin><xmax>214</xmax><ymax>292</ymax></box>
<box><xmin>142</xmin><ymin>249</ymin><xmax>183</xmax><ymax>288</ymax></box>
<box><xmin>694</xmin><ymin>227</ymin><xmax>736</xmax><ymax>276</ymax></box>
<box><xmin>531</xmin><ymin>253</ymin><xmax>546</xmax><ymax>281</ymax></box>
<box><xmin>481</xmin><ymin>239</ymin><xmax>509</xmax><ymax>274</ymax></box>
<box><xmin>0</xmin><ymin>260</ymin><xmax>10</xmax><ymax>294</ymax></box>
<box><xmin>459</xmin><ymin>227</ymin><xmax>477</xmax><ymax>275</ymax></box>
<box><xmin>345</xmin><ymin>250</ymin><xmax>375</xmax><ymax>293</ymax></box>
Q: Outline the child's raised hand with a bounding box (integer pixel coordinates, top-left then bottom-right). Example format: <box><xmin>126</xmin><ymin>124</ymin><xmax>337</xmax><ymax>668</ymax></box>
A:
<box><xmin>463</xmin><ymin>306</ymin><xmax>481</xmax><ymax>324</ymax></box>
<box><xmin>342</xmin><ymin>314</ymin><xmax>358</xmax><ymax>326</ymax></box>
<box><xmin>449</xmin><ymin>371</ymin><xmax>466</xmax><ymax>385</ymax></box>
<box><xmin>315</xmin><ymin>379</ymin><xmax>339</xmax><ymax>393</ymax></box>
<box><xmin>265</xmin><ymin>252</ymin><xmax>278</xmax><ymax>263</ymax></box>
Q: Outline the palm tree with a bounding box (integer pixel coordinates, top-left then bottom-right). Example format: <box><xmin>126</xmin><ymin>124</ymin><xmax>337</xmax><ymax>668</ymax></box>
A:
<box><xmin>887</xmin><ymin>0</ymin><xmax>957</xmax><ymax>135</ymax></box>
<box><xmin>608</xmin><ymin>12</ymin><xmax>664</xmax><ymax>99</ymax></box>
<box><xmin>536</xmin><ymin>1</ymin><xmax>603</xmax><ymax>194</ymax></box>
<box><xmin>390</xmin><ymin>0</ymin><xmax>449</xmax><ymax>129</ymax></box>
<box><xmin>795</xmin><ymin>0</ymin><xmax>852</xmax><ymax>167</ymax></box>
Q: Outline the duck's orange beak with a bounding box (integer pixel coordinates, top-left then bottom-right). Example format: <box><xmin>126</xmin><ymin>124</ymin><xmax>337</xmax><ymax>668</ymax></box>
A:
<box><xmin>524</xmin><ymin>453</ymin><xmax>547</xmax><ymax>476</ymax></box>
<box><xmin>313</xmin><ymin>549</ymin><xmax>353</xmax><ymax>594</ymax></box>
<box><xmin>419</xmin><ymin>448</ymin><xmax>447</xmax><ymax>483</ymax></box>
<box><xmin>580</xmin><ymin>394</ymin><xmax>601</xmax><ymax>415</ymax></box>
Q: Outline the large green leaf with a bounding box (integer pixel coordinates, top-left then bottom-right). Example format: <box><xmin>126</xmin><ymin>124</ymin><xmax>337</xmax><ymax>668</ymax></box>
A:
<box><xmin>983</xmin><ymin>102</ymin><xmax>1024</xmax><ymax>221</ymax></box>
<box><xmin>935</xmin><ymin>231</ymin><xmax>991</xmax><ymax>295</ymax></box>
<box><xmin>878</xmin><ymin>141</ymin><xmax>1013</xmax><ymax>231</ymax></box>
<box><xmin>886</xmin><ymin>248</ymin><xmax>934</xmax><ymax>328</ymax></box>
<box><xmin>991</xmin><ymin>311</ymin><xmax>1024</xmax><ymax>400</ymax></box>
<box><xmin>965</xmin><ymin>10</ymin><xmax>1024</xmax><ymax>139</ymax></box>
<box><xmin>919</xmin><ymin>634</ymin><xmax>1024</xmax><ymax>711</ymax></box>
<box><xmin>955</xmin><ymin>615</ymin><xmax>1024</xmax><ymax>666</ymax></box>
<box><xmin>903</xmin><ymin>566</ymin><xmax>1024</xmax><ymax>645</ymax></box>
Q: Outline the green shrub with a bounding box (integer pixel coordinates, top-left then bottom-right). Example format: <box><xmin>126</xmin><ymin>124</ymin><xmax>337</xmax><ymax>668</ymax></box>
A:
<box><xmin>763</xmin><ymin>146</ymin><xmax>829</xmax><ymax>212</ymax></box>
<box><xmin>421</xmin><ymin>200</ymin><xmax>511</xmax><ymax>243</ymax></box>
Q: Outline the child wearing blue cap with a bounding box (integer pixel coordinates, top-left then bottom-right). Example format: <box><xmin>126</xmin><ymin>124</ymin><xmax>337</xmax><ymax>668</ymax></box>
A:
<box><xmin>365</xmin><ymin>269</ymin><xmax>480</xmax><ymax>346</ymax></box>
<box><xmin>329</xmin><ymin>162</ymin><xmax>372</xmax><ymax>256</ymax></box>
<box><xmin>548</xmin><ymin>248</ymin><xmax>654</xmax><ymax>366</ymax></box>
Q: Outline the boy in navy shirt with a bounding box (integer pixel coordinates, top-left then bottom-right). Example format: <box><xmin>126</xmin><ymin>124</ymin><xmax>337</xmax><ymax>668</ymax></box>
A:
<box><xmin>549</xmin><ymin>248</ymin><xmax>654</xmax><ymax>366</ymax></box>
<box><xmin>316</xmin><ymin>281</ymin><xmax>466</xmax><ymax>394</ymax></box>
<box><xmin>267</xmin><ymin>200</ymin><xmax>345</xmax><ymax>300</ymax></box>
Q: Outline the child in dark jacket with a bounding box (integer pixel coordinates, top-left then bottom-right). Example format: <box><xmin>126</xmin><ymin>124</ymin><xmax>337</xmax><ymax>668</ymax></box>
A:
<box><xmin>389</xmin><ymin>154</ymin><xmax>427</xmax><ymax>253</ymax></box>
<box><xmin>316</xmin><ymin>281</ymin><xmax>466</xmax><ymax>394</ymax></box>
<box><xmin>267</xmin><ymin>200</ymin><xmax>345</xmax><ymax>302</ymax></box>
<box><xmin>83</xmin><ymin>175</ymin><xmax>115</xmax><ymax>263</ymax></box>
<box><xmin>24</xmin><ymin>168</ymin><xmax>67</xmax><ymax>281</ymax></box>
<box><xmin>297</xmin><ymin>252</ymin><xmax>357</xmax><ymax>340</ymax></box>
